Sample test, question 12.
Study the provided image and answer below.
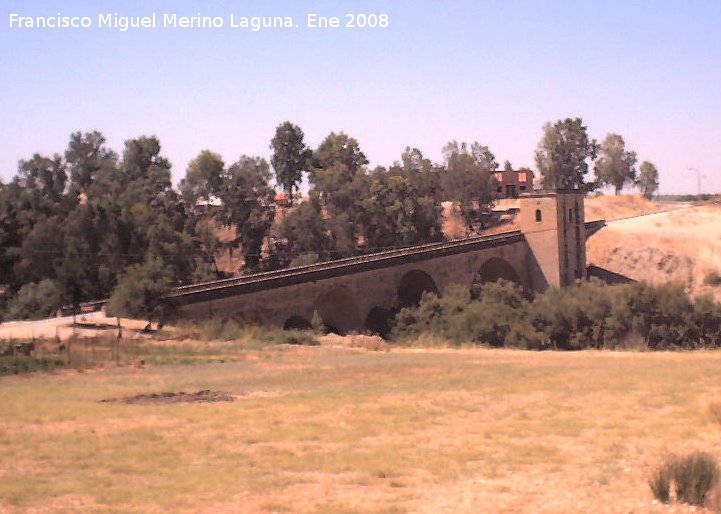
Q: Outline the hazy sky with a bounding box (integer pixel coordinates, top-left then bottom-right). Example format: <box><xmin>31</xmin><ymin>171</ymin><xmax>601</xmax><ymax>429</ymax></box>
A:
<box><xmin>2</xmin><ymin>0</ymin><xmax>719</xmax><ymax>194</ymax></box>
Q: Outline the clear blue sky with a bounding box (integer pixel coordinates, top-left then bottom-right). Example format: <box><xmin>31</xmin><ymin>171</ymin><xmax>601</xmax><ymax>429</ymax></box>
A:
<box><xmin>1</xmin><ymin>0</ymin><xmax>719</xmax><ymax>194</ymax></box>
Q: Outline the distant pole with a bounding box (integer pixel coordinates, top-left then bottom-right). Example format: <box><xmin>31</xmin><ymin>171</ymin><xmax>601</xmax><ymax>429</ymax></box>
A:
<box><xmin>688</xmin><ymin>168</ymin><xmax>701</xmax><ymax>196</ymax></box>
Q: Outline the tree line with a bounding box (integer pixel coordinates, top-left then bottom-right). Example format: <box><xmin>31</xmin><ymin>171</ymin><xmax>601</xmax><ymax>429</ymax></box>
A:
<box><xmin>0</xmin><ymin>118</ymin><xmax>659</xmax><ymax>320</ymax></box>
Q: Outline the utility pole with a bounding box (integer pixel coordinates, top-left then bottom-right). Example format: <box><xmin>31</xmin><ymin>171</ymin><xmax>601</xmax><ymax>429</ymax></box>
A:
<box><xmin>688</xmin><ymin>167</ymin><xmax>702</xmax><ymax>197</ymax></box>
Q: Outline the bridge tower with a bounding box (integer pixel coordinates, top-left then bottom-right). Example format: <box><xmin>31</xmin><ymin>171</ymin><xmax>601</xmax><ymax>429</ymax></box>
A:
<box><xmin>518</xmin><ymin>191</ymin><xmax>586</xmax><ymax>290</ymax></box>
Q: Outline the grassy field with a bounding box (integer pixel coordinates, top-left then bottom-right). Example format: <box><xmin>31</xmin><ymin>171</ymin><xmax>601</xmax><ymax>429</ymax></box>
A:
<box><xmin>1</xmin><ymin>344</ymin><xmax>720</xmax><ymax>513</ymax></box>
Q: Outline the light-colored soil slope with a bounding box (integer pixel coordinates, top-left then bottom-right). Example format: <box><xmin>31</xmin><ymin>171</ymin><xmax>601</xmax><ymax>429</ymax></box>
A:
<box><xmin>584</xmin><ymin>194</ymin><xmax>665</xmax><ymax>221</ymax></box>
<box><xmin>587</xmin><ymin>201</ymin><xmax>721</xmax><ymax>301</ymax></box>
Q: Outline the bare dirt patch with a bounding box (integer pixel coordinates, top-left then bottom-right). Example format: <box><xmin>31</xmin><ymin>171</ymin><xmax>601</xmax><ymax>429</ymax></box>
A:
<box><xmin>101</xmin><ymin>389</ymin><xmax>236</xmax><ymax>404</ymax></box>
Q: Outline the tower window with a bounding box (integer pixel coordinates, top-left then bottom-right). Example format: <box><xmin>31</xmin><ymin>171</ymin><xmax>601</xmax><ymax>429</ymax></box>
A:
<box><xmin>535</xmin><ymin>209</ymin><xmax>542</xmax><ymax>222</ymax></box>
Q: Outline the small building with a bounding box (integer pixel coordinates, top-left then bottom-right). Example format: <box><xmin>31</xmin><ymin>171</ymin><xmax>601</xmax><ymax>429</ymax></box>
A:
<box><xmin>494</xmin><ymin>168</ymin><xmax>534</xmax><ymax>199</ymax></box>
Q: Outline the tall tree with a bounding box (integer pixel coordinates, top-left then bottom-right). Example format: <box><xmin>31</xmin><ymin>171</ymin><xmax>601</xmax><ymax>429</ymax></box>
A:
<box><xmin>359</xmin><ymin>169</ymin><xmax>443</xmax><ymax>249</ymax></box>
<box><xmin>637</xmin><ymin>161</ymin><xmax>659</xmax><ymax>200</ymax></box>
<box><xmin>17</xmin><ymin>154</ymin><xmax>67</xmax><ymax>203</ymax></box>
<box><xmin>535</xmin><ymin>118</ymin><xmax>597</xmax><ymax>190</ymax></box>
<box><xmin>442</xmin><ymin>141</ymin><xmax>498</xmax><ymax>231</ymax></box>
<box><xmin>65</xmin><ymin>131</ymin><xmax>117</xmax><ymax>196</ymax></box>
<box><xmin>311</xmin><ymin>132</ymin><xmax>367</xmax><ymax>176</ymax></box>
<box><xmin>180</xmin><ymin>150</ymin><xmax>224</xmax><ymax>209</ymax></box>
<box><xmin>13</xmin><ymin>216</ymin><xmax>64</xmax><ymax>286</ymax></box>
<box><xmin>218</xmin><ymin>156</ymin><xmax>276</xmax><ymax>271</ymax></box>
<box><xmin>122</xmin><ymin>136</ymin><xmax>170</xmax><ymax>182</ymax></box>
<box><xmin>270</xmin><ymin>122</ymin><xmax>311</xmax><ymax>204</ymax></box>
<box><xmin>594</xmin><ymin>133</ymin><xmax>637</xmax><ymax>195</ymax></box>
<box><xmin>309</xmin><ymin>132</ymin><xmax>369</xmax><ymax>257</ymax></box>
<box><xmin>388</xmin><ymin>147</ymin><xmax>443</xmax><ymax>200</ymax></box>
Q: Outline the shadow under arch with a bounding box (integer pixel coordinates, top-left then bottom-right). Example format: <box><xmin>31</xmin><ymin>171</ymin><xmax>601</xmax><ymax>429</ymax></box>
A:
<box><xmin>397</xmin><ymin>270</ymin><xmax>440</xmax><ymax>308</ymax></box>
<box><xmin>365</xmin><ymin>307</ymin><xmax>393</xmax><ymax>338</ymax></box>
<box><xmin>283</xmin><ymin>315</ymin><xmax>312</xmax><ymax>331</ymax></box>
<box><xmin>313</xmin><ymin>286</ymin><xmax>362</xmax><ymax>335</ymax></box>
<box><xmin>472</xmin><ymin>257</ymin><xmax>522</xmax><ymax>297</ymax></box>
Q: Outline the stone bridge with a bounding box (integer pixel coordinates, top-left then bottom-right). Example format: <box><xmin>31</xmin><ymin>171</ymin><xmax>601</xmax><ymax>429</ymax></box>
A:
<box><xmin>168</xmin><ymin>192</ymin><xmax>599</xmax><ymax>334</ymax></box>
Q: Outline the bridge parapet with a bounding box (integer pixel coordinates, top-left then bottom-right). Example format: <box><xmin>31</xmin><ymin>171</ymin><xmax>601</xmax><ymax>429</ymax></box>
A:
<box><xmin>168</xmin><ymin>230</ymin><xmax>524</xmax><ymax>305</ymax></box>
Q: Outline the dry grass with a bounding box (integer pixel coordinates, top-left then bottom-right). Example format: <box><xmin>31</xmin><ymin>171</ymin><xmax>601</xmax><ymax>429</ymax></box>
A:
<box><xmin>1</xmin><ymin>346</ymin><xmax>721</xmax><ymax>513</ymax></box>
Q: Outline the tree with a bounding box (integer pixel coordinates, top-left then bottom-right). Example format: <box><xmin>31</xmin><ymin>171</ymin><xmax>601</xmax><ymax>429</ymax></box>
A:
<box><xmin>14</xmin><ymin>216</ymin><xmax>65</xmax><ymax>285</ymax></box>
<box><xmin>309</xmin><ymin>132</ymin><xmax>369</xmax><ymax>257</ymax></box>
<box><xmin>56</xmin><ymin>204</ymin><xmax>101</xmax><ymax>306</ymax></box>
<box><xmin>275</xmin><ymin>197</ymin><xmax>331</xmax><ymax>264</ymax></box>
<box><xmin>535</xmin><ymin>118</ymin><xmax>597</xmax><ymax>190</ymax></box>
<box><xmin>388</xmin><ymin>147</ymin><xmax>443</xmax><ymax>200</ymax></box>
<box><xmin>309</xmin><ymin>132</ymin><xmax>368</xmax><ymax>210</ymax></box>
<box><xmin>217</xmin><ymin>156</ymin><xmax>276</xmax><ymax>271</ymax></box>
<box><xmin>311</xmin><ymin>132</ymin><xmax>367</xmax><ymax>176</ymax></box>
<box><xmin>56</xmin><ymin>247</ymin><xmax>90</xmax><ymax>323</ymax></box>
<box><xmin>4</xmin><ymin>279</ymin><xmax>62</xmax><ymax>321</ymax></box>
<box><xmin>118</xmin><ymin>136</ymin><xmax>174</xmax><ymax>207</ymax></box>
<box><xmin>359</xmin><ymin>170</ymin><xmax>443</xmax><ymax>249</ymax></box>
<box><xmin>16</xmin><ymin>154</ymin><xmax>67</xmax><ymax>202</ymax></box>
<box><xmin>65</xmin><ymin>131</ymin><xmax>117</xmax><ymax>196</ymax></box>
<box><xmin>270</xmin><ymin>122</ymin><xmax>311</xmax><ymax>204</ymax></box>
<box><xmin>106</xmin><ymin>256</ymin><xmax>174</xmax><ymax>321</ymax></box>
<box><xmin>594</xmin><ymin>133</ymin><xmax>637</xmax><ymax>195</ymax></box>
<box><xmin>180</xmin><ymin>150</ymin><xmax>224</xmax><ymax>208</ymax></box>
<box><xmin>122</xmin><ymin>136</ymin><xmax>170</xmax><ymax>182</ymax></box>
<box><xmin>442</xmin><ymin>141</ymin><xmax>498</xmax><ymax>231</ymax></box>
<box><xmin>637</xmin><ymin>161</ymin><xmax>659</xmax><ymax>200</ymax></box>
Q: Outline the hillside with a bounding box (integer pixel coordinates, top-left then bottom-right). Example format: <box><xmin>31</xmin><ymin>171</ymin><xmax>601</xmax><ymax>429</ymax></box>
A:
<box><xmin>586</xmin><ymin>197</ymin><xmax>721</xmax><ymax>301</ymax></box>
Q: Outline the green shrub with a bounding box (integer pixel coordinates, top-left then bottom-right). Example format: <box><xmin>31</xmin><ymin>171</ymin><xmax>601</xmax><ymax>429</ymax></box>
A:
<box><xmin>4</xmin><ymin>279</ymin><xmax>62</xmax><ymax>320</ymax></box>
<box><xmin>389</xmin><ymin>278</ymin><xmax>721</xmax><ymax>350</ymax></box>
<box><xmin>650</xmin><ymin>451</ymin><xmax>719</xmax><ymax>506</ymax></box>
<box><xmin>106</xmin><ymin>257</ymin><xmax>174</xmax><ymax>321</ymax></box>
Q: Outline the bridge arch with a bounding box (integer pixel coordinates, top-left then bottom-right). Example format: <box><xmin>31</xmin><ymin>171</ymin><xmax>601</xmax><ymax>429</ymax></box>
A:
<box><xmin>473</xmin><ymin>257</ymin><xmax>521</xmax><ymax>287</ymax></box>
<box><xmin>397</xmin><ymin>270</ymin><xmax>440</xmax><ymax>308</ymax></box>
<box><xmin>313</xmin><ymin>286</ymin><xmax>362</xmax><ymax>335</ymax></box>
<box><xmin>283</xmin><ymin>315</ymin><xmax>312</xmax><ymax>331</ymax></box>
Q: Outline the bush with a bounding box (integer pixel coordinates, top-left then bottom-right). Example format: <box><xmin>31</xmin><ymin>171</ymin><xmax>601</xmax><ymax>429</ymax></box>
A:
<box><xmin>388</xmin><ymin>278</ymin><xmax>721</xmax><ymax>350</ymax></box>
<box><xmin>704</xmin><ymin>270</ymin><xmax>721</xmax><ymax>287</ymax></box>
<box><xmin>674</xmin><ymin>451</ymin><xmax>719</xmax><ymax>505</ymax></box>
<box><xmin>391</xmin><ymin>280</ymin><xmax>537</xmax><ymax>347</ymax></box>
<box><xmin>106</xmin><ymin>257</ymin><xmax>174</xmax><ymax>321</ymax></box>
<box><xmin>4</xmin><ymin>279</ymin><xmax>63</xmax><ymax>320</ymax></box>
<box><xmin>649</xmin><ymin>459</ymin><xmax>672</xmax><ymax>504</ymax></box>
<box><xmin>650</xmin><ymin>451</ymin><xmax>719</xmax><ymax>506</ymax></box>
